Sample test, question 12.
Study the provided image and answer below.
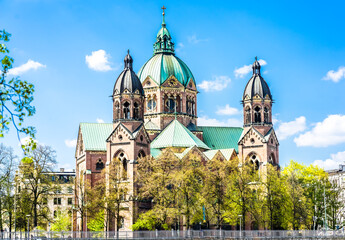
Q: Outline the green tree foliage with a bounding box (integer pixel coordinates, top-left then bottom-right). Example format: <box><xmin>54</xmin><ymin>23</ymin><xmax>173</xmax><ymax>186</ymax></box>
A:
<box><xmin>87</xmin><ymin>210</ymin><xmax>104</xmax><ymax>232</ymax></box>
<box><xmin>0</xmin><ymin>30</ymin><xmax>35</xmax><ymax>139</ymax></box>
<box><xmin>0</xmin><ymin>144</ymin><xmax>17</xmax><ymax>232</ymax></box>
<box><xmin>134</xmin><ymin>152</ymin><xmax>342</xmax><ymax>231</ymax></box>
<box><xmin>51</xmin><ymin>210</ymin><xmax>71</xmax><ymax>231</ymax></box>
<box><xmin>16</xmin><ymin>144</ymin><xmax>57</xmax><ymax>228</ymax></box>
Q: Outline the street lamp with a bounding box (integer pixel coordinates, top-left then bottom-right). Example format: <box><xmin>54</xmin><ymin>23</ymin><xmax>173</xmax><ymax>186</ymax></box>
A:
<box><xmin>238</xmin><ymin>215</ymin><xmax>243</xmax><ymax>238</ymax></box>
<box><xmin>26</xmin><ymin>215</ymin><xmax>31</xmax><ymax>239</ymax></box>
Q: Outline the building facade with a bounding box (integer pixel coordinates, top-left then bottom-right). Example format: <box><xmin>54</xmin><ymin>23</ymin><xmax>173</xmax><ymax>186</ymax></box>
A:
<box><xmin>75</xmin><ymin>11</ymin><xmax>279</xmax><ymax>231</ymax></box>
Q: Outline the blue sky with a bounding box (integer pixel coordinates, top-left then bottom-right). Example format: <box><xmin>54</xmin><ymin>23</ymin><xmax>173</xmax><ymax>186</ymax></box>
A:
<box><xmin>1</xmin><ymin>0</ymin><xmax>345</xmax><ymax>171</ymax></box>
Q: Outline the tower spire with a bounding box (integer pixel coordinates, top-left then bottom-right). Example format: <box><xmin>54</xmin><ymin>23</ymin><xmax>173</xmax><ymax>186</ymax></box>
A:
<box><xmin>153</xmin><ymin>6</ymin><xmax>175</xmax><ymax>55</ymax></box>
<box><xmin>161</xmin><ymin>6</ymin><xmax>166</xmax><ymax>27</ymax></box>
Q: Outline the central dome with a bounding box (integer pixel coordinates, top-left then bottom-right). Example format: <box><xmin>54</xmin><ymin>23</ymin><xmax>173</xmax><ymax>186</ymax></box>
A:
<box><xmin>137</xmin><ymin>13</ymin><xmax>195</xmax><ymax>87</ymax></box>
<box><xmin>137</xmin><ymin>54</ymin><xmax>195</xmax><ymax>86</ymax></box>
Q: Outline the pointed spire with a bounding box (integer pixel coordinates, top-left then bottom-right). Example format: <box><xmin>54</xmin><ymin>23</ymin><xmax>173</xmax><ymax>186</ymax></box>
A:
<box><xmin>162</xmin><ymin>6</ymin><xmax>166</xmax><ymax>27</ymax></box>
<box><xmin>124</xmin><ymin>49</ymin><xmax>133</xmax><ymax>69</ymax></box>
<box><xmin>153</xmin><ymin>7</ymin><xmax>175</xmax><ymax>55</ymax></box>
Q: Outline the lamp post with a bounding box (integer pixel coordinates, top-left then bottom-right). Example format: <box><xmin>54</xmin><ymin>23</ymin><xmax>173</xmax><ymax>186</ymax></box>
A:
<box><xmin>26</xmin><ymin>215</ymin><xmax>31</xmax><ymax>240</ymax></box>
<box><xmin>238</xmin><ymin>215</ymin><xmax>243</xmax><ymax>238</ymax></box>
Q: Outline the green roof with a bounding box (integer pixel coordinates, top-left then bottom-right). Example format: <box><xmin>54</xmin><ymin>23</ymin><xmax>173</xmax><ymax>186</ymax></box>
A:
<box><xmin>197</xmin><ymin>126</ymin><xmax>243</xmax><ymax>152</ymax></box>
<box><xmin>137</xmin><ymin>53</ymin><xmax>195</xmax><ymax>87</ymax></box>
<box><xmin>203</xmin><ymin>148</ymin><xmax>235</xmax><ymax>160</ymax></box>
<box><xmin>80</xmin><ymin>123</ymin><xmax>113</xmax><ymax>151</ymax></box>
<box><xmin>151</xmin><ymin>119</ymin><xmax>210</xmax><ymax>150</ymax></box>
<box><xmin>144</xmin><ymin>120</ymin><xmax>160</xmax><ymax>130</ymax></box>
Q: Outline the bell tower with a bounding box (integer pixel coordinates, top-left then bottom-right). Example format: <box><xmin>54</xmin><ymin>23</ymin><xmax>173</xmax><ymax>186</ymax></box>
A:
<box><xmin>106</xmin><ymin>51</ymin><xmax>150</xmax><ymax>231</ymax></box>
<box><xmin>238</xmin><ymin>57</ymin><xmax>279</xmax><ymax>168</ymax></box>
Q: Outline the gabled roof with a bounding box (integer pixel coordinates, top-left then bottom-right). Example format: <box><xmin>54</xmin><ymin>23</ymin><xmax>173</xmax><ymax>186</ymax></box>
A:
<box><xmin>144</xmin><ymin>120</ymin><xmax>160</xmax><ymax>130</ymax></box>
<box><xmin>79</xmin><ymin>123</ymin><xmax>113</xmax><ymax>151</ymax></box>
<box><xmin>150</xmin><ymin>119</ymin><xmax>210</xmax><ymax>150</ymax></box>
<box><xmin>203</xmin><ymin>148</ymin><xmax>236</xmax><ymax>161</ymax></box>
<box><xmin>196</xmin><ymin>126</ymin><xmax>243</xmax><ymax>152</ymax></box>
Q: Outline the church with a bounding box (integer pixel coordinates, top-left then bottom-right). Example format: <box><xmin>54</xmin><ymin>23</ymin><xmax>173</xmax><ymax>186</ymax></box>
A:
<box><xmin>74</xmin><ymin>9</ymin><xmax>279</xmax><ymax>231</ymax></box>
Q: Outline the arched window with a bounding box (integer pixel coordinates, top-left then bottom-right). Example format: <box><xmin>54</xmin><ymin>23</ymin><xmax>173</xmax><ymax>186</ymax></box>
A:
<box><xmin>138</xmin><ymin>150</ymin><xmax>146</xmax><ymax>159</ymax></box>
<box><xmin>96</xmin><ymin>159</ymin><xmax>104</xmax><ymax>170</ymax></box>
<box><xmin>192</xmin><ymin>100</ymin><xmax>195</xmax><ymax>116</ymax></box>
<box><xmin>115</xmin><ymin>102</ymin><xmax>120</xmax><ymax>119</ymax></box>
<box><xmin>133</xmin><ymin>102</ymin><xmax>139</xmax><ymax>119</ymax></box>
<box><xmin>166</xmin><ymin>98</ymin><xmax>175</xmax><ymax>113</ymax></box>
<box><xmin>249</xmin><ymin>154</ymin><xmax>260</xmax><ymax>171</ymax></box>
<box><xmin>268</xmin><ymin>154</ymin><xmax>275</xmax><ymax>165</ymax></box>
<box><xmin>116</xmin><ymin>151</ymin><xmax>128</xmax><ymax>180</ymax></box>
<box><xmin>254</xmin><ymin>106</ymin><xmax>261</xmax><ymax>123</ymax></box>
<box><xmin>246</xmin><ymin>107</ymin><xmax>251</xmax><ymax>124</ymax></box>
<box><xmin>123</xmin><ymin>102</ymin><xmax>130</xmax><ymax>119</ymax></box>
<box><xmin>264</xmin><ymin>107</ymin><xmax>269</xmax><ymax>123</ymax></box>
<box><xmin>147</xmin><ymin>99</ymin><xmax>156</xmax><ymax>111</ymax></box>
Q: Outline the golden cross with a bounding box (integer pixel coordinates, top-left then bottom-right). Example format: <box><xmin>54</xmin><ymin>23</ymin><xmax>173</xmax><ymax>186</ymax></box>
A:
<box><xmin>162</xmin><ymin>6</ymin><xmax>166</xmax><ymax>15</ymax></box>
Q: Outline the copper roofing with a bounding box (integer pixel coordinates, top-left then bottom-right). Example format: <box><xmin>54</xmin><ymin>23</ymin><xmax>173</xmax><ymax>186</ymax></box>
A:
<box><xmin>150</xmin><ymin>119</ymin><xmax>210</xmax><ymax>150</ymax></box>
<box><xmin>113</xmin><ymin>51</ymin><xmax>144</xmax><ymax>96</ymax></box>
<box><xmin>197</xmin><ymin>126</ymin><xmax>243</xmax><ymax>152</ymax></box>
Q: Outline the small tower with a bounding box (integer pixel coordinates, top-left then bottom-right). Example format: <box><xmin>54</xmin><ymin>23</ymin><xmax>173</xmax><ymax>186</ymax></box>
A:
<box><xmin>113</xmin><ymin>50</ymin><xmax>145</xmax><ymax>122</ymax></box>
<box><xmin>238</xmin><ymin>57</ymin><xmax>279</xmax><ymax>168</ymax></box>
<box><xmin>106</xmin><ymin>51</ymin><xmax>150</xmax><ymax>231</ymax></box>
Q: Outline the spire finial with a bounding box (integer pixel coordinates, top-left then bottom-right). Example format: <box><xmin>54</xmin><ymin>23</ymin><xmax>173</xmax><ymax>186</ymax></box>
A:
<box><xmin>255</xmin><ymin>56</ymin><xmax>258</xmax><ymax>61</ymax></box>
<box><xmin>127</xmin><ymin>49</ymin><xmax>130</xmax><ymax>54</ymax></box>
<box><xmin>161</xmin><ymin>6</ymin><xmax>166</xmax><ymax>26</ymax></box>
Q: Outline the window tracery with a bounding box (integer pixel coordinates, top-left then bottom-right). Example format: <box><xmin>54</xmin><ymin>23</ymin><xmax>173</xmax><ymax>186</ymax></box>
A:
<box><xmin>254</xmin><ymin>106</ymin><xmax>261</xmax><ymax>123</ymax></box>
<box><xmin>123</xmin><ymin>102</ymin><xmax>130</xmax><ymax>119</ymax></box>
<box><xmin>264</xmin><ymin>107</ymin><xmax>269</xmax><ymax>123</ymax></box>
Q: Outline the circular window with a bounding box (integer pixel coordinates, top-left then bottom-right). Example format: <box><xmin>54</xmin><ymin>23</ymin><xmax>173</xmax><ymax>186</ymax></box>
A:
<box><xmin>189</xmin><ymin>82</ymin><xmax>192</xmax><ymax>88</ymax></box>
<box><xmin>147</xmin><ymin>81</ymin><xmax>151</xmax><ymax>86</ymax></box>
<box><xmin>250</xmin><ymin>138</ymin><xmax>255</xmax><ymax>144</ymax></box>
<box><xmin>118</xmin><ymin>135</ymin><xmax>123</xmax><ymax>141</ymax></box>
<box><xmin>140</xmin><ymin>135</ymin><xmax>144</xmax><ymax>142</ymax></box>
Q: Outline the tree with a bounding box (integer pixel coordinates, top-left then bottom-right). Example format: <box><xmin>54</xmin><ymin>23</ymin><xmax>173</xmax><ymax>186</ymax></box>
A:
<box><xmin>262</xmin><ymin>164</ymin><xmax>287</xmax><ymax>230</ymax></box>
<box><xmin>203</xmin><ymin>155</ymin><xmax>230</xmax><ymax>229</ymax></box>
<box><xmin>175</xmin><ymin>153</ymin><xmax>204</xmax><ymax>229</ymax></box>
<box><xmin>50</xmin><ymin>210</ymin><xmax>71</xmax><ymax>231</ymax></box>
<box><xmin>135</xmin><ymin>149</ymin><xmax>179</xmax><ymax>230</ymax></box>
<box><xmin>16</xmin><ymin>144</ymin><xmax>57</xmax><ymax>228</ymax></box>
<box><xmin>0</xmin><ymin>30</ymin><xmax>35</xmax><ymax>139</ymax></box>
<box><xmin>73</xmin><ymin>175</ymin><xmax>91</xmax><ymax>232</ymax></box>
<box><xmin>0</xmin><ymin>144</ymin><xmax>17</xmax><ymax>232</ymax></box>
<box><xmin>227</xmin><ymin>157</ymin><xmax>256</xmax><ymax>230</ymax></box>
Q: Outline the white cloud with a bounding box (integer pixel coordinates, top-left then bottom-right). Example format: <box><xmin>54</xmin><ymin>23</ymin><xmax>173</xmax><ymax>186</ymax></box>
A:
<box><xmin>234</xmin><ymin>59</ymin><xmax>267</xmax><ymax>78</ymax></box>
<box><xmin>276</xmin><ymin>116</ymin><xmax>307</xmax><ymax>140</ymax></box>
<box><xmin>96</xmin><ymin>118</ymin><xmax>105</xmax><ymax>123</ymax></box>
<box><xmin>65</xmin><ymin>139</ymin><xmax>77</xmax><ymax>148</ymax></box>
<box><xmin>313</xmin><ymin>151</ymin><xmax>345</xmax><ymax>170</ymax></box>
<box><xmin>198</xmin><ymin>75</ymin><xmax>231</xmax><ymax>92</ymax></box>
<box><xmin>8</xmin><ymin>59</ymin><xmax>46</xmax><ymax>76</ymax></box>
<box><xmin>294</xmin><ymin>115</ymin><xmax>345</xmax><ymax>147</ymax></box>
<box><xmin>216</xmin><ymin>104</ymin><xmax>240</xmax><ymax>116</ymax></box>
<box><xmin>323</xmin><ymin>66</ymin><xmax>345</xmax><ymax>83</ymax></box>
<box><xmin>187</xmin><ymin>35</ymin><xmax>208</xmax><ymax>44</ymax></box>
<box><xmin>175</xmin><ymin>43</ymin><xmax>184</xmax><ymax>52</ymax></box>
<box><xmin>198</xmin><ymin>116</ymin><xmax>242</xmax><ymax>127</ymax></box>
<box><xmin>85</xmin><ymin>49</ymin><xmax>112</xmax><ymax>72</ymax></box>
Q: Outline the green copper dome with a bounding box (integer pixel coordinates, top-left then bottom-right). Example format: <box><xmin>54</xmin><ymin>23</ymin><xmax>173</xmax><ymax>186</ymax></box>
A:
<box><xmin>137</xmin><ymin>12</ymin><xmax>195</xmax><ymax>87</ymax></box>
<box><xmin>138</xmin><ymin>54</ymin><xmax>195</xmax><ymax>86</ymax></box>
